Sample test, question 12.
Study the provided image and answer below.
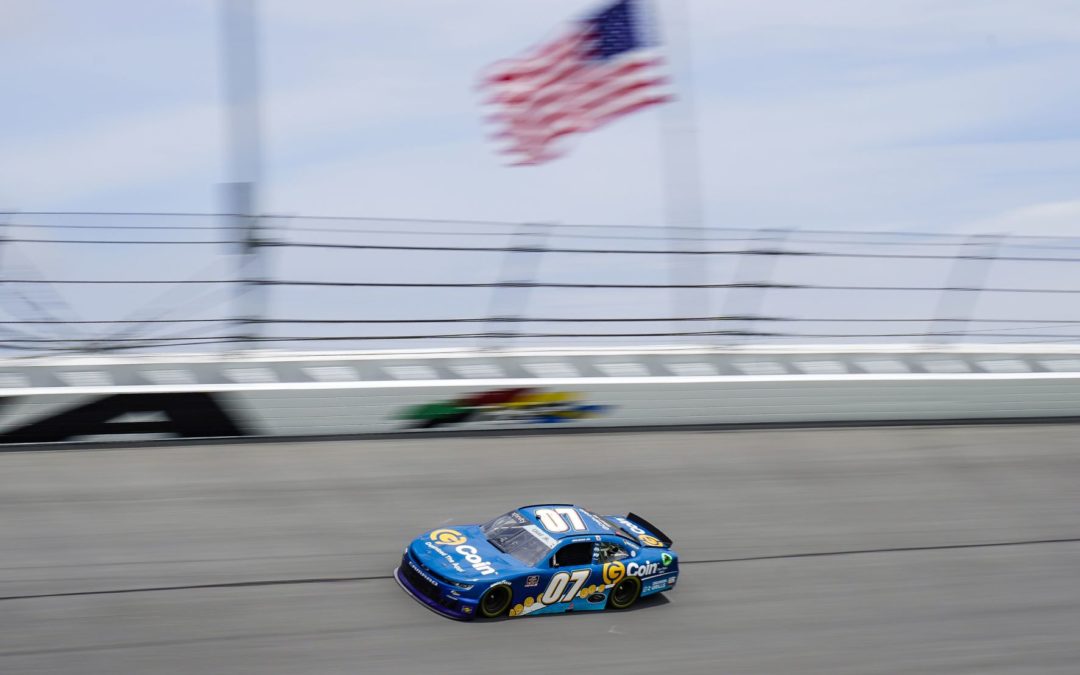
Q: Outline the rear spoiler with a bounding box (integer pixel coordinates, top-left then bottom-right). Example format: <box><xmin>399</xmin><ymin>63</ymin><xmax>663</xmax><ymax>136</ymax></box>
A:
<box><xmin>626</xmin><ymin>513</ymin><xmax>673</xmax><ymax>547</ymax></box>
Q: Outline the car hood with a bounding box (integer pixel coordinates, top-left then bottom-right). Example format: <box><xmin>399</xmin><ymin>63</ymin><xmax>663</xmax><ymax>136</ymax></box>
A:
<box><xmin>410</xmin><ymin>525</ymin><xmax>526</xmax><ymax>582</ymax></box>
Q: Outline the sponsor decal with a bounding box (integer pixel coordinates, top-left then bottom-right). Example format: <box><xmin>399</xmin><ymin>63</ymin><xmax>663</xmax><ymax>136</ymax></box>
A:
<box><xmin>0</xmin><ymin>392</ymin><xmax>248</xmax><ymax>443</ymax></box>
<box><xmin>626</xmin><ymin>561</ymin><xmax>663</xmax><ymax>577</ymax></box>
<box><xmin>429</xmin><ymin>529</ymin><xmax>467</xmax><ymax>546</ymax></box>
<box><xmin>424</xmin><ymin>541</ymin><xmax>465</xmax><ymax>572</ymax></box>
<box><xmin>522</xmin><ymin>524</ymin><xmax>557</xmax><ymax>549</ymax></box>
<box><xmin>427</xmin><ymin>529</ymin><xmax>497</xmax><ymax>576</ymax></box>
<box><xmin>409</xmin><ymin>561</ymin><xmax>438</xmax><ymax>587</ymax></box>
<box><xmin>525</xmin><ymin>575</ymin><xmax>540</xmax><ymax>588</ymax></box>
<box><xmin>661</xmin><ymin>552</ymin><xmax>674</xmax><ymax>566</ymax></box>
<box><xmin>582</xmin><ymin>510</ymin><xmax>612</xmax><ymax>531</ymax></box>
<box><xmin>603</xmin><ymin>561</ymin><xmax>626</xmax><ymax>585</ymax></box>
<box><xmin>509</xmin><ymin>511</ymin><xmax>528</xmax><ymax>524</ymax></box>
<box><xmin>615</xmin><ymin>517</ymin><xmax>646</xmax><ymax>536</ymax></box>
<box><xmin>455</xmin><ymin>544</ymin><xmax>496</xmax><ymax>576</ymax></box>
<box><xmin>638</xmin><ymin>534</ymin><xmax>664</xmax><ymax>547</ymax></box>
<box><xmin>396</xmin><ymin>388</ymin><xmax>610</xmax><ymax>429</ymax></box>
<box><xmin>462</xmin><ymin>606</ymin><xmax>472</xmax><ymax>614</ymax></box>
<box><xmin>645</xmin><ymin>579</ymin><xmax>670</xmax><ymax>593</ymax></box>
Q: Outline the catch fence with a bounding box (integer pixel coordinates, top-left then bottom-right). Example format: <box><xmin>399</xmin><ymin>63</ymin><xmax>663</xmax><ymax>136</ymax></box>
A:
<box><xmin>2</xmin><ymin>210</ymin><xmax>1078</xmax><ymax>354</ymax></box>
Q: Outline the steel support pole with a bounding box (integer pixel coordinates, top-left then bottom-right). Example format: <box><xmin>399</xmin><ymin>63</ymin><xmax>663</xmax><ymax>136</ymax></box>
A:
<box><xmin>719</xmin><ymin>228</ymin><xmax>789</xmax><ymax>344</ymax></box>
<box><xmin>220</xmin><ymin>0</ymin><xmax>265</xmax><ymax>351</ymax></box>
<box><xmin>483</xmin><ymin>223</ymin><xmax>549</xmax><ymax>350</ymax></box>
<box><xmin>927</xmin><ymin>234</ymin><xmax>1001</xmax><ymax>344</ymax></box>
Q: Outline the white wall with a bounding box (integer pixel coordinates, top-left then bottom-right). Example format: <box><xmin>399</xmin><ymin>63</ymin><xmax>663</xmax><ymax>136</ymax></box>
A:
<box><xmin>2</xmin><ymin>346</ymin><xmax>1079</xmax><ymax>443</ymax></box>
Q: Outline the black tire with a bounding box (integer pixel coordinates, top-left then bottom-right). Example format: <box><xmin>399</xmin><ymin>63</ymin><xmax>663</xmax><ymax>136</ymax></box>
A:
<box><xmin>478</xmin><ymin>584</ymin><xmax>513</xmax><ymax>618</ymax></box>
<box><xmin>607</xmin><ymin>576</ymin><xmax>641</xmax><ymax>610</ymax></box>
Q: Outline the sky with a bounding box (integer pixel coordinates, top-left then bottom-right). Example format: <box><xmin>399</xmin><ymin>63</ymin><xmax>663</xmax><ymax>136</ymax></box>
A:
<box><xmin>1</xmin><ymin>0</ymin><xmax>1080</xmax><ymax>351</ymax></box>
<box><xmin>2</xmin><ymin>0</ymin><xmax>1079</xmax><ymax>232</ymax></box>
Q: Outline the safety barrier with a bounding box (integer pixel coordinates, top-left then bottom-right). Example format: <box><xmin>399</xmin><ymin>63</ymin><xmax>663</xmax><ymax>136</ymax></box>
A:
<box><xmin>1</xmin><ymin>345</ymin><xmax>1079</xmax><ymax>443</ymax></box>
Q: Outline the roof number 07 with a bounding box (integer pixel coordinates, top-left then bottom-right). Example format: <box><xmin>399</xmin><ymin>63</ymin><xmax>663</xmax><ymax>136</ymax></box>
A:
<box><xmin>535</xmin><ymin>507</ymin><xmax>587</xmax><ymax>533</ymax></box>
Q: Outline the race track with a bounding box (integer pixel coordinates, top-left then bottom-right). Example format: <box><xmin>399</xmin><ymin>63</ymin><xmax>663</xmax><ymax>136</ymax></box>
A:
<box><xmin>2</xmin><ymin>425</ymin><xmax>1079</xmax><ymax>674</ymax></box>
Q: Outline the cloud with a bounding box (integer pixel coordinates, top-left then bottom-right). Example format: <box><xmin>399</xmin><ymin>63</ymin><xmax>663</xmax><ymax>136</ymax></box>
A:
<box><xmin>963</xmin><ymin>199</ymin><xmax>1080</xmax><ymax>238</ymax></box>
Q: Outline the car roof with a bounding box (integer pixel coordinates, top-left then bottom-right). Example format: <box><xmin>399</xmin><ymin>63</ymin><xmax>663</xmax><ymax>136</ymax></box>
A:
<box><xmin>516</xmin><ymin>504</ymin><xmax>618</xmax><ymax>539</ymax></box>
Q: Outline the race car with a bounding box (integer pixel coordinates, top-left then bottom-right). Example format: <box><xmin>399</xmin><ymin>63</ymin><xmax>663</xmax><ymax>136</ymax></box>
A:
<box><xmin>394</xmin><ymin>504</ymin><xmax>678</xmax><ymax>620</ymax></box>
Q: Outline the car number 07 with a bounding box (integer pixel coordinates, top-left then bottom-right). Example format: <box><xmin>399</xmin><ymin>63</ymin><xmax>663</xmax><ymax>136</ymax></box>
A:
<box><xmin>541</xmin><ymin>569</ymin><xmax>590</xmax><ymax>605</ymax></box>
<box><xmin>535</xmin><ymin>507</ymin><xmax>587</xmax><ymax>533</ymax></box>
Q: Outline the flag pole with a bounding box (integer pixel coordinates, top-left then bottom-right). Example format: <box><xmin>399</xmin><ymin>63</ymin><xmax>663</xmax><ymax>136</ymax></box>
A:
<box><xmin>652</xmin><ymin>0</ymin><xmax>707</xmax><ymax>340</ymax></box>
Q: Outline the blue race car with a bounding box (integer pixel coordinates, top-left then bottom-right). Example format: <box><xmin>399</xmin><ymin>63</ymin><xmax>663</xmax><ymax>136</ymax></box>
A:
<box><xmin>395</xmin><ymin>504</ymin><xmax>678</xmax><ymax>620</ymax></box>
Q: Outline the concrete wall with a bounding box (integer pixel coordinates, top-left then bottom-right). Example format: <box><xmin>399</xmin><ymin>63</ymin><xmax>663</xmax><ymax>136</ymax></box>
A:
<box><xmin>2</xmin><ymin>346</ymin><xmax>1078</xmax><ymax>443</ymax></box>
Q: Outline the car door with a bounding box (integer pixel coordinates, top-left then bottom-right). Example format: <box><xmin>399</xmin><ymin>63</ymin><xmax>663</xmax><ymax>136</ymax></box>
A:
<box><xmin>530</xmin><ymin>540</ymin><xmax>595</xmax><ymax>615</ymax></box>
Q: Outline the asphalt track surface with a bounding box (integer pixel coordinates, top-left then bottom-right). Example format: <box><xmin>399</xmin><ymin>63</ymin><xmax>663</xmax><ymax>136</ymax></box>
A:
<box><xmin>2</xmin><ymin>425</ymin><xmax>1079</xmax><ymax>674</ymax></box>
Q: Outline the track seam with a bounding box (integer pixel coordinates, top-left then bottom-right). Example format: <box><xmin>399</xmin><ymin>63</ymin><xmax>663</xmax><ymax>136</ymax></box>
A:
<box><xmin>0</xmin><ymin>575</ymin><xmax>390</xmax><ymax>602</ymax></box>
<box><xmin>680</xmin><ymin>536</ymin><xmax>1080</xmax><ymax>566</ymax></box>
<box><xmin>3</xmin><ymin>536</ymin><xmax>1077</xmax><ymax>603</ymax></box>
<box><xmin>3</xmin><ymin>416</ymin><xmax>1079</xmax><ymax>453</ymax></box>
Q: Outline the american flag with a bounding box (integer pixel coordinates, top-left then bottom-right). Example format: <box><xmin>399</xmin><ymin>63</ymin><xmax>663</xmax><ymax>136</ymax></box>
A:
<box><xmin>481</xmin><ymin>0</ymin><xmax>672</xmax><ymax>166</ymax></box>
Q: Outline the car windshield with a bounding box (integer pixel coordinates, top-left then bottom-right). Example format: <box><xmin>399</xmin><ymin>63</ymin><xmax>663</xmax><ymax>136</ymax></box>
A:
<box><xmin>481</xmin><ymin>511</ymin><xmax>556</xmax><ymax>566</ymax></box>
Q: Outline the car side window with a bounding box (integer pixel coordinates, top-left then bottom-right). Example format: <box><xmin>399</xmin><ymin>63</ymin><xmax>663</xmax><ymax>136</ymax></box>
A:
<box><xmin>597</xmin><ymin>541</ymin><xmax>629</xmax><ymax>563</ymax></box>
<box><xmin>551</xmin><ymin>542</ymin><xmax>593</xmax><ymax>567</ymax></box>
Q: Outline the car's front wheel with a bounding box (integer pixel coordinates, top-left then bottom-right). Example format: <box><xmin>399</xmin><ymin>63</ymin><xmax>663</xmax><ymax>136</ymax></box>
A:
<box><xmin>607</xmin><ymin>576</ymin><xmax>641</xmax><ymax>610</ymax></box>
<box><xmin>478</xmin><ymin>584</ymin><xmax>513</xmax><ymax>618</ymax></box>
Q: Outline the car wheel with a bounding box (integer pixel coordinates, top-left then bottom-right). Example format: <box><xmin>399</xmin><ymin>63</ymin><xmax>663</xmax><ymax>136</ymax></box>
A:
<box><xmin>478</xmin><ymin>584</ymin><xmax>513</xmax><ymax>618</ymax></box>
<box><xmin>607</xmin><ymin>576</ymin><xmax>641</xmax><ymax>610</ymax></box>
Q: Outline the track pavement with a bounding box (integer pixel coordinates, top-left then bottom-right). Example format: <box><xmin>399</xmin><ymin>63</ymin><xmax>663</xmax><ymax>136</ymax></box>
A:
<box><xmin>2</xmin><ymin>424</ymin><xmax>1079</xmax><ymax>674</ymax></box>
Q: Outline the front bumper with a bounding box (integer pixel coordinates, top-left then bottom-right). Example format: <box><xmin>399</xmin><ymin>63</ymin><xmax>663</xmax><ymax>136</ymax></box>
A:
<box><xmin>394</xmin><ymin>558</ymin><xmax>479</xmax><ymax>621</ymax></box>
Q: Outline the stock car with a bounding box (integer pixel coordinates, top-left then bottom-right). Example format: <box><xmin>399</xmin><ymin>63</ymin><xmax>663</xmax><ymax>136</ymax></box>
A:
<box><xmin>394</xmin><ymin>504</ymin><xmax>678</xmax><ymax>620</ymax></box>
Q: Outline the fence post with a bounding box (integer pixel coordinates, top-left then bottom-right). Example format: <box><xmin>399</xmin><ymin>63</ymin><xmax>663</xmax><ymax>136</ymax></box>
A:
<box><xmin>718</xmin><ymin>228</ymin><xmax>789</xmax><ymax>344</ymax></box>
<box><xmin>927</xmin><ymin>234</ymin><xmax>1001</xmax><ymax>344</ymax></box>
<box><xmin>223</xmin><ymin>184</ymin><xmax>266</xmax><ymax>351</ymax></box>
<box><xmin>220</xmin><ymin>0</ymin><xmax>265</xmax><ymax>352</ymax></box>
<box><xmin>483</xmin><ymin>223</ymin><xmax>549</xmax><ymax>350</ymax></box>
<box><xmin>0</xmin><ymin>212</ymin><xmax>7</xmax><ymax>279</ymax></box>
<box><xmin>0</xmin><ymin>213</ymin><xmax>8</xmax><ymax>344</ymax></box>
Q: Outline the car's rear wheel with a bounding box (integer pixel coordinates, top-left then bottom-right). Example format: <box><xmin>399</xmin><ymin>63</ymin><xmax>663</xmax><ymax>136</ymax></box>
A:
<box><xmin>478</xmin><ymin>584</ymin><xmax>513</xmax><ymax>618</ymax></box>
<box><xmin>608</xmin><ymin>576</ymin><xmax>641</xmax><ymax>610</ymax></box>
